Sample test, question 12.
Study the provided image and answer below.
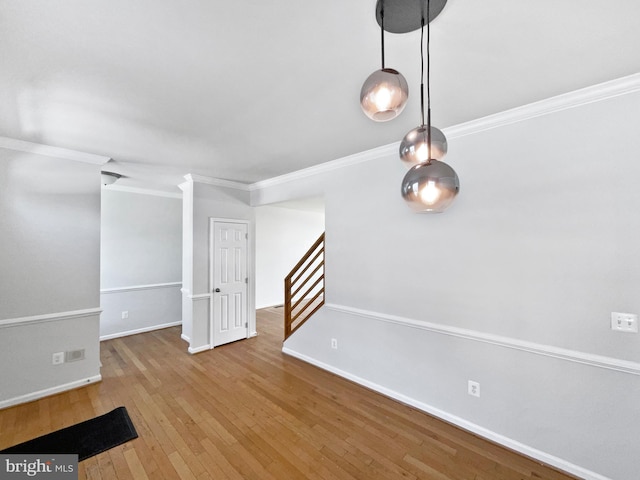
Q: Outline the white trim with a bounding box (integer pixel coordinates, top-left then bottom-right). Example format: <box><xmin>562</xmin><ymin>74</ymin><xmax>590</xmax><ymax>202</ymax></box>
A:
<box><xmin>105</xmin><ymin>184</ymin><xmax>182</xmax><ymax>199</ymax></box>
<box><xmin>189</xmin><ymin>293</ymin><xmax>211</xmax><ymax>300</ymax></box>
<box><xmin>0</xmin><ymin>136</ymin><xmax>110</xmax><ymax>165</ymax></box>
<box><xmin>281</xmin><ymin>347</ymin><xmax>609</xmax><ymax>480</ymax></box>
<box><xmin>100</xmin><ymin>282</ymin><xmax>182</xmax><ymax>294</ymax></box>
<box><xmin>326</xmin><ymin>304</ymin><xmax>640</xmax><ymax>376</ymax></box>
<box><xmin>0</xmin><ymin>308</ymin><xmax>102</xmax><ymax>329</ymax></box>
<box><xmin>100</xmin><ymin>321</ymin><xmax>182</xmax><ymax>341</ymax></box>
<box><xmin>184</xmin><ymin>173</ymin><xmax>250</xmax><ymax>191</ymax></box>
<box><xmin>188</xmin><ymin>344</ymin><xmax>212</xmax><ymax>355</ymax></box>
<box><xmin>181</xmin><ymin>334</ymin><xmax>191</xmax><ymax>342</ymax></box>
<box><xmin>249</xmin><ymin>143</ymin><xmax>397</xmax><ymax>191</ymax></box>
<box><xmin>0</xmin><ymin>375</ymin><xmax>102</xmax><ymax>411</ymax></box>
<box><xmin>178</xmin><ymin>75</ymin><xmax>640</xmax><ymax>196</ymax></box>
<box><xmin>178</xmin><ymin>180</ymin><xmax>191</xmax><ymax>192</ymax></box>
<box><xmin>444</xmin><ymin>72</ymin><xmax>640</xmax><ymax>141</ymax></box>
<box><xmin>181</xmin><ymin>288</ymin><xmax>212</xmax><ymax>300</ymax></box>
<box><xmin>249</xmin><ymin>73</ymin><xmax>640</xmax><ymax>194</ymax></box>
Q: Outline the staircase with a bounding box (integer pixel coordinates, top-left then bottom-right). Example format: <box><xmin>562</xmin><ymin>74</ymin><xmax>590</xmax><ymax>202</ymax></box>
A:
<box><xmin>284</xmin><ymin>233</ymin><xmax>325</xmax><ymax>340</ymax></box>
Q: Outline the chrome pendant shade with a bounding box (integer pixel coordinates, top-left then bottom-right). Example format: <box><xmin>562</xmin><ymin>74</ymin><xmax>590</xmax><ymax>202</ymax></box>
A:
<box><xmin>399</xmin><ymin>125</ymin><xmax>447</xmax><ymax>167</ymax></box>
<box><xmin>360</xmin><ymin>2</ymin><xmax>409</xmax><ymax>122</ymax></box>
<box><xmin>360</xmin><ymin>68</ymin><xmax>409</xmax><ymax>121</ymax></box>
<box><xmin>401</xmin><ymin>160</ymin><xmax>459</xmax><ymax>213</ymax></box>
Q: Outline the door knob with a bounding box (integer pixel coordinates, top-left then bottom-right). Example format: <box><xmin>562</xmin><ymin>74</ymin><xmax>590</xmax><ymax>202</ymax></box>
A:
<box><xmin>214</xmin><ymin>288</ymin><xmax>221</xmax><ymax>292</ymax></box>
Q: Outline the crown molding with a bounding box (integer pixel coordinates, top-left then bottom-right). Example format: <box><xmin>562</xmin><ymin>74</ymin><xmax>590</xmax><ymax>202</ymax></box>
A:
<box><xmin>249</xmin><ymin>143</ymin><xmax>398</xmax><ymax>191</ymax></box>
<box><xmin>444</xmin><ymin>72</ymin><xmax>640</xmax><ymax>140</ymax></box>
<box><xmin>184</xmin><ymin>173</ymin><xmax>250</xmax><ymax>191</ymax></box>
<box><xmin>250</xmin><ymin>73</ymin><xmax>640</xmax><ymax>192</ymax></box>
<box><xmin>6</xmin><ymin>74</ymin><xmax>637</xmax><ymax>191</ymax></box>
<box><xmin>105</xmin><ymin>184</ymin><xmax>182</xmax><ymax>199</ymax></box>
<box><xmin>0</xmin><ymin>136</ymin><xmax>111</xmax><ymax>165</ymax></box>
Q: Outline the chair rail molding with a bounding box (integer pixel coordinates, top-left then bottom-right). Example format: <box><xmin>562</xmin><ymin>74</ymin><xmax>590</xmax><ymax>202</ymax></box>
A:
<box><xmin>0</xmin><ymin>307</ymin><xmax>102</xmax><ymax>329</ymax></box>
<box><xmin>100</xmin><ymin>282</ymin><xmax>182</xmax><ymax>294</ymax></box>
<box><xmin>325</xmin><ymin>303</ymin><xmax>640</xmax><ymax>376</ymax></box>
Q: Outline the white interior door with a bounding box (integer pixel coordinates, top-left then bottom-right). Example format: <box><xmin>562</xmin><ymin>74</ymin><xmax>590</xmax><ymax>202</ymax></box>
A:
<box><xmin>210</xmin><ymin>220</ymin><xmax>248</xmax><ymax>347</ymax></box>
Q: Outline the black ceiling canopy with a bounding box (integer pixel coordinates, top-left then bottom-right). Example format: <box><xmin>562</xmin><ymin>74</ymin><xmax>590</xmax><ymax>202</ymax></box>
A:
<box><xmin>376</xmin><ymin>0</ymin><xmax>448</xmax><ymax>33</ymax></box>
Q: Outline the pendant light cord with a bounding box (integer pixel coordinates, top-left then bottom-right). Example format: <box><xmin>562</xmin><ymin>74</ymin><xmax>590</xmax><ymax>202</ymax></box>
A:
<box><xmin>425</xmin><ymin>0</ymin><xmax>432</xmax><ymax>160</ymax></box>
<box><xmin>380</xmin><ymin>7</ymin><xmax>385</xmax><ymax>69</ymax></box>
<box><xmin>420</xmin><ymin>19</ymin><xmax>425</xmax><ymax>127</ymax></box>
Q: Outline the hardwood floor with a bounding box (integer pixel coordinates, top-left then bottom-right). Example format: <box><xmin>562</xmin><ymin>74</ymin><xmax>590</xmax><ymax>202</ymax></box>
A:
<box><xmin>0</xmin><ymin>307</ymin><xmax>579</xmax><ymax>479</ymax></box>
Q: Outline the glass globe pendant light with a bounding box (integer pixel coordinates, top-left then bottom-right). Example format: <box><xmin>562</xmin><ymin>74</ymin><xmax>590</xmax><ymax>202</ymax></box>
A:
<box><xmin>360</xmin><ymin>5</ymin><xmax>409</xmax><ymax>122</ymax></box>
<box><xmin>401</xmin><ymin>160</ymin><xmax>459</xmax><ymax>213</ymax></box>
<box><xmin>399</xmin><ymin>124</ymin><xmax>447</xmax><ymax>168</ymax></box>
<box><xmin>400</xmin><ymin>1</ymin><xmax>459</xmax><ymax>213</ymax></box>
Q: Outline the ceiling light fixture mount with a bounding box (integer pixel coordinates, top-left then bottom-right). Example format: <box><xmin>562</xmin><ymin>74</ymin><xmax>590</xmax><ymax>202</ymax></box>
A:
<box><xmin>375</xmin><ymin>0</ymin><xmax>448</xmax><ymax>34</ymax></box>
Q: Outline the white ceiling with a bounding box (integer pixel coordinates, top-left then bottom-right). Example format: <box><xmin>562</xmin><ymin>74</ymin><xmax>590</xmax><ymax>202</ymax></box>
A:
<box><xmin>2</xmin><ymin>0</ymin><xmax>640</xmax><ymax>192</ymax></box>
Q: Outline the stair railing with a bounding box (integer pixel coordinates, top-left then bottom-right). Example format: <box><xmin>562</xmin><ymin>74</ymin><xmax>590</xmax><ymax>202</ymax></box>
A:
<box><xmin>284</xmin><ymin>233</ymin><xmax>325</xmax><ymax>340</ymax></box>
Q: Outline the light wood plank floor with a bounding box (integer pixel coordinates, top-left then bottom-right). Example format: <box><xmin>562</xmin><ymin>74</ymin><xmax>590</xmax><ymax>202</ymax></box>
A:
<box><xmin>0</xmin><ymin>307</ymin><xmax>579</xmax><ymax>479</ymax></box>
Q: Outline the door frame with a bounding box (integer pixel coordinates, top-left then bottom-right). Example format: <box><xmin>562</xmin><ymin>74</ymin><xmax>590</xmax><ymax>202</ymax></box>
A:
<box><xmin>209</xmin><ymin>217</ymin><xmax>251</xmax><ymax>348</ymax></box>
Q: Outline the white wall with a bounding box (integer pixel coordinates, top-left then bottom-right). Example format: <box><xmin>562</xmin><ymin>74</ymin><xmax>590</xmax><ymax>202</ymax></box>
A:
<box><xmin>255</xmin><ymin>204</ymin><xmax>325</xmax><ymax>309</ymax></box>
<box><xmin>100</xmin><ymin>188</ymin><xmax>182</xmax><ymax>339</ymax></box>
<box><xmin>254</xmin><ymin>80</ymin><xmax>640</xmax><ymax>480</ymax></box>
<box><xmin>0</xmin><ymin>144</ymin><xmax>103</xmax><ymax>408</ymax></box>
<box><xmin>181</xmin><ymin>177</ymin><xmax>256</xmax><ymax>353</ymax></box>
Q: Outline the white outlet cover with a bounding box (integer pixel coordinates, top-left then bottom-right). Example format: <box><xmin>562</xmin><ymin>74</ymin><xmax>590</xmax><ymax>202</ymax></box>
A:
<box><xmin>52</xmin><ymin>352</ymin><xmax>65</xmax><ymax>365</ymax></box>
<box><xmin>468</xmin><ymin>380</ymin><xmax>480</xmax><ymax>397</ymax></box>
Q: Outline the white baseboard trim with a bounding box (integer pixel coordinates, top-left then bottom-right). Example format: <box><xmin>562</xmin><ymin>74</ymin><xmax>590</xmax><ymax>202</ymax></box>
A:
<box><xmin>100</xmin><ymin>282</ymin><xmax>182</xmax><ymax>294</ymax></box>
<box><xmin>0</xmin><ymin>375</ymin><xmax>102</xmax><ymax>411</ymax></box>
<box><xmin>282</xmin><ymin>347</ymin><xmax>609</xmax><ymax>480</ymax></box>
<box><xmin>326</xmin><ymin>304</ymin><xmax>640</xmax><ymax>376</ymax></box>
<box><xmin>0</xmin><ymin>308</ymin><xmax>102</xmax><ymax>329</ymax></box>
<box><xmin>100</xmin><ymin>321</ymin><xmax>182</xmax><ymax>341</ymax></box>
<box><xmin>188</xmin><ymin>344</ymin><xmax>212</xmax><ymax>354</ymax></box>
<box><xmin>181</xmin><ymin>334</ymin><xmax>191</xmax><ymax>342</ymax></box>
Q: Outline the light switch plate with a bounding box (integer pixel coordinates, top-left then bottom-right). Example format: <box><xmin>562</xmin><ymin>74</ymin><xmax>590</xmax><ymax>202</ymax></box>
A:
<box><xmin>611</xmin><ymin>312</ymin><xmax>638</xmax><ymax>333</ymax></box>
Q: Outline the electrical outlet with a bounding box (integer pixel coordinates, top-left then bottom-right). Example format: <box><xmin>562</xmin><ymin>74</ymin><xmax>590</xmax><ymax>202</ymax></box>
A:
<box><xmin>121</xmin><ymin>311</ymin><xmax>129</xmax><ymax>319</ymax></box>
<box><xmin>611</xmin><ymin>312</ymin><xmax>638</xmax><ymax>333</ymax></box>
<box><xmin>468</xmin><ymin>380</ymin><xmax>480</xmax><ymax>397</ymax></box>
<box><xmin>52</xmin><ymin>352</ymin><xmax>65</xmax><ymax>365</ymax></box>
<box><xmin>331</xmin><ymin>338</ymin><xmax>338</xmax><ymax>349</ymax></box>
